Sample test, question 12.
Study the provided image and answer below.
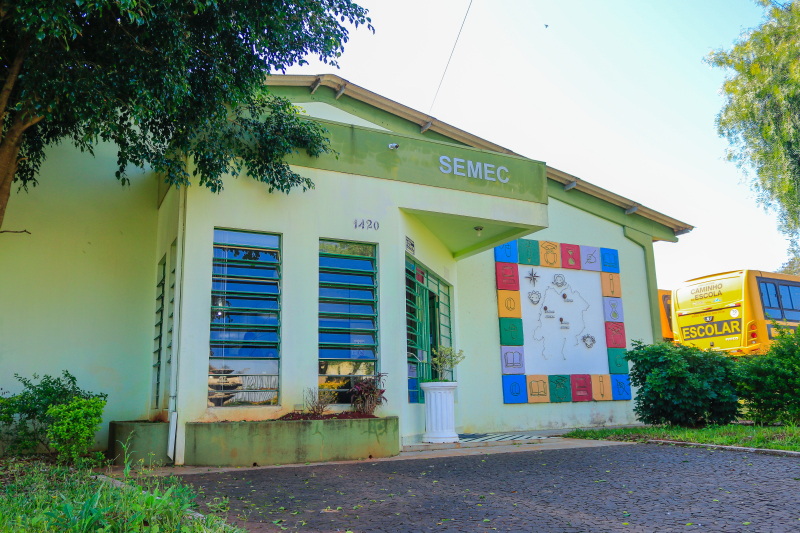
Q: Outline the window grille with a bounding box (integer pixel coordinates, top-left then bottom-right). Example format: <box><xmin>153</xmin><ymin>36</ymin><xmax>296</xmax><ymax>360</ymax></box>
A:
<box><xmin>318</xmin><ymin>240</ymin><xmax>378</xmax><ymax>403</ymax></box>
<box><xmin>152</xmin><ymin>258</ymin><xmax>166</xmax><ymax>408</ymax></box>
<box><xmin>406</xmin><ymin>258</ymin><xmax>451</xmax><ymax>403</ymax></box>
<box><xmin>209</xmin><ymin>229</ymin><xmax>281</xmax><ymax>406</ymax></box>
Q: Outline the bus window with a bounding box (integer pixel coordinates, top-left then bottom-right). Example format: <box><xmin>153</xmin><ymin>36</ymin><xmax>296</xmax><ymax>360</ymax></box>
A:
<box><xmin>779</xmin><ymin>284</ymin><xmax>800</xmax><ymax>321</ymax></box>
<box><xmin>759</xmin><ymin>281</ymin><xmax>782</xmax><ymax>319</ymax></box>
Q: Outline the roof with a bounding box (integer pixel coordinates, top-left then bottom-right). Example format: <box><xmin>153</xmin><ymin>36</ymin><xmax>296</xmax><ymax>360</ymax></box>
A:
<box><xmin>266</xmin><ymin>73</ymin><xmax>694</xmax><ymax>237</ymax></box>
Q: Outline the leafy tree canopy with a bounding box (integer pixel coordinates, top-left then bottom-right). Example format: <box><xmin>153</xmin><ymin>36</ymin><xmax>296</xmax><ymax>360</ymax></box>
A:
<box><xmin>0</xmin><ymin>0</ymin><xmax>372</xmax><ymax>229</ymax></box>
<box><xmin>707</xmin><ymin>0</ymin><xmax>800</xmax><ymax>241</ymax></box>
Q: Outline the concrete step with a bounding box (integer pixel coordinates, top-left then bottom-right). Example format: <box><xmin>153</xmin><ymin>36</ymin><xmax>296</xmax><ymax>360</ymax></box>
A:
<box><xmin>402</xmin><ymin>437</ymin><xmax>563</xmax><ymax>452</ymax></box>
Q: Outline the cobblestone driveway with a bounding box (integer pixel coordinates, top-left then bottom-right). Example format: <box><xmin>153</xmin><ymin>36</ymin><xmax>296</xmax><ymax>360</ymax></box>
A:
<box><xmin>178</xmin><ymin>443</ymin><xmax>800</xmax><ymax>532</ymax></box>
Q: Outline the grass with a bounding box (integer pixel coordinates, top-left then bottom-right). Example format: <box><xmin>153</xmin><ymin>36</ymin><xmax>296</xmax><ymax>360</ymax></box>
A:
<box><xmin>0</xmin><ymin>456</ymin><xmax>245</xmax><ymax>532</ymax></box>
<box><xmin>564</xmin><ymin>424</ymin><xmax>800</xmax><ymax>451</ymax></box>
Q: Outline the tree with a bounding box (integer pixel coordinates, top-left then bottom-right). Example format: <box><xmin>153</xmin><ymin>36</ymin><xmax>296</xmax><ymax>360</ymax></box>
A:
<box><xmin>0</xmin><ymin>1</ymin><xmax>373</xmax><ymax>230</ymax></box>
<box><xmin>778</xmin><ymin>244</ymin><xmax>800</xmax><ymax>275</ymax></box>
<box><xmin>707</xmin><ymin>0</ymin><xmax>800</xmax><ymax>241</ymax></box>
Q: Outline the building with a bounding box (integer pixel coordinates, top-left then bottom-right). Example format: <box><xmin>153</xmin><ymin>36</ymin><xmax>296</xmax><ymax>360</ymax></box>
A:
<box><xmin>0</xmin><ymin>74</ymin><xmax>693</xmax><ymax>465</ymax></box>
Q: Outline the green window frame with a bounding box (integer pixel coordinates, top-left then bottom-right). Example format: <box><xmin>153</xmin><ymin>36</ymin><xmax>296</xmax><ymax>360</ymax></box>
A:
<box><xmin>318</xmin><ymin>239</ymin><xmax>379</xmax><ymax>403</ymax></box>
<box><xmin>209</xmin><ymin>228</ymin><xmax>281</xmax><ymax>407</ymax></box>
<box><xmin>406</xmin><ymin>258</ymin><xmax>451</xmax><ymax>403</ymax></box>
<box><xmin>164</xmin><ymin>241</ymin><xmax>177</xmax><ymax>411</ymax></box>
<box><xmin>152</xmin><ymin>257</ymin><xmax>166</xmax><ymax>409</ymax></box>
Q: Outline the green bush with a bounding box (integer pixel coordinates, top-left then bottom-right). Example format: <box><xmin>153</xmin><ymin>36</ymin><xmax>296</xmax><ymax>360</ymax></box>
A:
<box><xmin>626</xmin><ymin>341</ymin><xmax>740</xmax><ymax>426</ymax></box>
<box><xmin>737</xmin><ymin>325</ymin><xmax>800</xmax><ymax>424</ymax></box>
<box><xmin>46</xmin><ymin>396</ymin><xmax>106</xmax><ymax>464</ymax></box>
<box><xmin>0</xmin><ymin>371</ymin><xmax>107</xmax><ymax>455</ymax></box>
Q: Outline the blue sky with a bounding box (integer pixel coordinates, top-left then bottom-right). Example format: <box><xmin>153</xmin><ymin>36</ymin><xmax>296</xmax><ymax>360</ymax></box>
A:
<box><xmin>282</xmin><ymin>0</ymin><xmax>779</xmax><ymax>289</ymax></box>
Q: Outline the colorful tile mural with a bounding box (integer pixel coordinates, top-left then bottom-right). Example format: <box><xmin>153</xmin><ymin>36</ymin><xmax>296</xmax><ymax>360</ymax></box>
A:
<box><xmin>493</xmin><ymin>238</ymin><xmax>631</xmax><ymax>404</ymax></box>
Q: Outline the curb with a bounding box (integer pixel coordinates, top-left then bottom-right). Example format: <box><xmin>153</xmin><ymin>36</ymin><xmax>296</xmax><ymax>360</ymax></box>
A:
<box><xmin>402</xmin><ymin>437</ymin><xmax>560</xmax><ymax>452</ymax></box>
<box><xmin>647</xmin><ymin>439</ymin><xmax>800</xmax><ymax>458</ymax></box>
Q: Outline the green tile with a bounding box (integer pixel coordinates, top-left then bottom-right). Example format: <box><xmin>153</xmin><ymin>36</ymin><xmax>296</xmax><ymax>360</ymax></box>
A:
<box><xmin>499</xmin><ymin>317</ymin><xmax>524</xmax><ymax>346</ymax></box>
<box><xmin>607</xmin><ymin>348</ymin><xmax>629</xmax><ymax>374</ymax></box>
<box><xmin>549</xmin><ymin>375</ymin><xmax>572</xmax><ymax>402</ymax></box>
<box><xmin>518</xmin><ymin>239</ymin><xmax>540</xmax><ymax>265</ymax></box>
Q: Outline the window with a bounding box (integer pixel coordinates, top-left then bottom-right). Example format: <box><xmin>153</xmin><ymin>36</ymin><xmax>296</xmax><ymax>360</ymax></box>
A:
<box><xmin>318</xmin><ymin>240</ymin><xmax>378</xmax><ymax>403</ymax></box>
<box><xmin>779</xmin><ymin>284</ymin><xmax>800</xmax><ymax>321</ymax></box>
<box><xmin>759</xmin><ymin>281</ymin><xmax>781</xmax><ymax>319</ymax></box>
<box><xmin>152</xmin><ymin>257</ymin><xmax>166</xmax><ymax>409</ymax></box>
<box><xmin>163</xmin><ymin>241</ymin><xmax>177</xmax><ymax>411</ymax></box>
<box><xmin>209</xmin><ymin>229</ymin><xmax>281</xmax><ymax>407</ymax></box>
<box><xmin>406</xmin><ymin>258</ymin><xmax>451</xmax><ymax>403</ymax></box>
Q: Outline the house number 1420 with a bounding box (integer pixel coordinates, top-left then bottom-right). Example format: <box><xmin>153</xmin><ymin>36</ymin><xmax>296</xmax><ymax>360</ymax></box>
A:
<box><xmin>354</xmin><ymin>219</ymin><xmax>379</xmax><ymax>230</ymax></box>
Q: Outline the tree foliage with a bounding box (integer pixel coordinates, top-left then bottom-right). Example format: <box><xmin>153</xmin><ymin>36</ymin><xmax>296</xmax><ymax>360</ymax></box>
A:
<box><xmin>0</xmin><ymin>0</ymin><xmax>373</xmax><ymax>229</ymax></box>
<box><xmin>707</xmin><ymin>0</ymin><xmax>800</xmax><ymax>240</ymax></box>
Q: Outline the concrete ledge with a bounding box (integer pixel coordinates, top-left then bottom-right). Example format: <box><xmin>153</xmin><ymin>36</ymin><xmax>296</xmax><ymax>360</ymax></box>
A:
<box><xmin>185</xmin><ymin>416</ymin><xmax>399</xmax><ymax>467</ymax></box>
<box><xmin>648</xmin><ymin>439</ymin><xmax>800</xmax><ymax>458</ymax></box>
<box><xmin>108</xmin><ymin>421</ymin><xmax>170</xmax><ymax>466</ymax></box>
<box><xmin>403</xmin><ymin>437</ymin><xmax>561</xmax><ymax>452</ymax></box>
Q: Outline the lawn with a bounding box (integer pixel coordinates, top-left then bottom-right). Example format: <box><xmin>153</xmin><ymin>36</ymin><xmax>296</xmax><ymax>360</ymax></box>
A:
<box><xmin>0</xmin><ymin>457</ymin><xmax>244</xmax><ymax>532</ymax></box>
<box><xmin>564</xmin><ymin>424</ymin><xmax>800</xmax><ymax>452</ymax></box>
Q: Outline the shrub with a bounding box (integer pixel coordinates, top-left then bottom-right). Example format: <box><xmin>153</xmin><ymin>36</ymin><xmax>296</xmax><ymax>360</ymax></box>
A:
<box><xmin>430</xmin><ymin>347</ymin><xmax>466</xmax><ymax>382</ymax></box>
<box><xmin>737</xmin><ymin>324</ymin><xmax>800</xmax><ymax>424</ymax></box>
<box><xmin>303</xmin><ymin>387</ymin><xmax>336</xmax><ymax>416</ymax></box>
<box><xmin>46</xmin><ymin>396</ymin><xmax>106</xmax><ymax>464</ymax></box>
<box><xmin>0</xmin><ymin>371</ymin><xmax>107</xmax><ymax>455</ymax></box>
<box><xmin>350</xmin><ymin>373</ymin><xmax>387</xmax><ymax>415</ymax></box>
<box><xmin>626</xmin><ymin>341</ymin><xmax>740</xmax><ymax>426</ymax></box>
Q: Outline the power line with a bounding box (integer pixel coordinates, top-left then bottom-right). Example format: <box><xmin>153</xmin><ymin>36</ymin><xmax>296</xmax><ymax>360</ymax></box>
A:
<box><xmin>429</xmin><ymin>0</ymin><xmax>473</xmax><ymax>113</ymax></box>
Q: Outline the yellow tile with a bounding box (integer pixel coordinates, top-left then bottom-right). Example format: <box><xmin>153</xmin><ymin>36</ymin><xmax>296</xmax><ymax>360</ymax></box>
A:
<box><xmin>539</xmin><ymin>241</ymin><xmax>561</xmax><ymax>268</ymax></box>
<box><xmin>601</xmin><ymin>273</ymin><xmax>622</xmax><ymax>298</ymax></box>
<box><xmin>527</xmin><ymin>375</ymin><xmax>550</xmax><ymax>403</ymax></box>
<box><xmin>591</xmin><ymin>374</ymin><xmax>613</xmax><ymax>401</ymax></box>
<box><xmin>497</xmin><ymin>290</ymin><xmax>522</xmax><ymax>318</ymax></box>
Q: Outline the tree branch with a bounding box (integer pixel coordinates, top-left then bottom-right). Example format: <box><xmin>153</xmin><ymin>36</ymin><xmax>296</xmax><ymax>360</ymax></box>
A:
<box><xmin>0</xmin><ymin>229</ymin><xmax>30</xmax><ymax>234</ymax></box>
<box><xmin>0</xmin><ymin>42</ymin><xmax>28</xmax><ymax>135</ymax></box>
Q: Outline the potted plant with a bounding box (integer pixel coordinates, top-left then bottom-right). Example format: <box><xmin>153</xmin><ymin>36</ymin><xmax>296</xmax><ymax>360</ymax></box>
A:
<box><xmin>420</xmin><ymin>347</ymin><xmax>465</xmax><ymax>443</ymax></box>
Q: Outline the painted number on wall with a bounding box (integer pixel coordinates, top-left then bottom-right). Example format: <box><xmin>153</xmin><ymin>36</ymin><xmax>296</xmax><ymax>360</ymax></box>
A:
<box><xmin>354</xmin><ymin>219</ymin><xmax>379</xmax><ymax>230</ymax></box>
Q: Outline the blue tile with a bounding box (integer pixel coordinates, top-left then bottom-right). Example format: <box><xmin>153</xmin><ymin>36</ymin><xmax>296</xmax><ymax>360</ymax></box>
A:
<box><xmin>408</xmin><ymin>378</ymin><xmax>418</xmax><ymax>390</ymax></box>
<box><xmin>502</xmin><ymin>375</ymin><xmax>528</xmax><ymax>404</ymax></box>
<box><xmin>610</xmin><ymin>374</ymin><xmax>631</xmax><ymax>400</ymax></box>
<box><xmin>600</xmin><ymin>248</ymin><xmax>620</xmax><ymax>273</ymax></box>
<box><xmin>494</xmin><ymin>241</ymin><xmax>519</xmax><ymax>263</ymax></box>
<box><xmin>408</xmin><ymin>390</ymin><xmax>419</xmax><ymax>403</ymax></box>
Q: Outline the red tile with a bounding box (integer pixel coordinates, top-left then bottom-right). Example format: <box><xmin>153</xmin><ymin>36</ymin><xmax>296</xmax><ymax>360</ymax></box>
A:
<box><xmin>560</xmin><ymin>243</ymin><xmax>581</xmax><ymax>270</ymax></box>
<box><xmin>605</xmin><ymin>322</ymin><xmax>626</xmax><ymax>348</ymax></box>
<box><xmin>571</xmin><ymin>374</ymin><xmax>592</xmax><ymax>402</ymax></box>
<box><xmin>495</xmin><ymin>262</ymin><xmax>520</xmax><ymax>291</ymax></box>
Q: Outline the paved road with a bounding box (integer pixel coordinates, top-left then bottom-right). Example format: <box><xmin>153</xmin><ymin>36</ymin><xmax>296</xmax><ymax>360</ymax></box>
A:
<box><xmin>178</xmin><ymin>443</ymin><xmax>800</xmax><ymax>532</ymax></box>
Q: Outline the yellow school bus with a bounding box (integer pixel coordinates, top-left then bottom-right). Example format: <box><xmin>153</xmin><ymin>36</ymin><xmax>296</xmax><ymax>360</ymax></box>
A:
<box><xmin>671</xmin><ymin>270</ymin><xmax>800</xmax><ymax>354</ymax></box>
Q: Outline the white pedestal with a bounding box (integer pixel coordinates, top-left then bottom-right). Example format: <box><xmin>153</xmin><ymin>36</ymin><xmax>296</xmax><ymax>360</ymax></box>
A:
<box><xmin>420</xmin><ymin>382</ymin><xmax>459</xmax><ymax>443</ymax></box>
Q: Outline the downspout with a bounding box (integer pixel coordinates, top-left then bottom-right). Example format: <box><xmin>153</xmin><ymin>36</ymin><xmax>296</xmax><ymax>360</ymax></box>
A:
<box><xmin>168</xmin><ymin>182</ymin><xmax>189</xmax><ymax>462</ymax></box>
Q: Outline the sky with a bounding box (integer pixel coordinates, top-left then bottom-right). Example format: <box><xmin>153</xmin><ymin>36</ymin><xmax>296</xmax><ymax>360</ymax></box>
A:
<box><xmin>281</xmin><ymin>0</ymin><xmax>782</xmax><ymax>290</ymax></box>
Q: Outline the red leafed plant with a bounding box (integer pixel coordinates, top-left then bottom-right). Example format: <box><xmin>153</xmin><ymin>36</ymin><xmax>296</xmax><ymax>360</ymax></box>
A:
<box><xmin>349</xmin><ymin>373</ymin><xmax>387</xmax><ymax>415</ymax></box>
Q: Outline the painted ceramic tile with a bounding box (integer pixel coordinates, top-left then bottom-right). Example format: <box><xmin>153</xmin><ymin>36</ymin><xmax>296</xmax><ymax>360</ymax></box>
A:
<box><xmin>611</xmin><ymin>374</ymin><xmax>632</xmax><ymax>400</ymax></box>
<box><xmin>495</xmin><ymin>262</ymin><xmax>520</xmax><ymax>291</ymax></box>
<box><xmin>605</xmin><ymin>322</ymin><xmax>626</xmax><ymax>348</ymax></box>
<box><xmin>603</xmin><ymin>297</ymin><xmax>624</xmax><ymax>322</ymax></box>
<box><xmin>518</xmin><ymin>239</ymin><xmax>540</xmax><ymax>265</ymax></box>
<box><xmin>497</xmin><ymin>290</ymin><xmax>523</xmax><ymax>318</ymax></box>
<box><xmin>408</xmin><ymin>363</ymin><xmax>418</xmax><ymax>378</ymax></box>
<box><xmin>539</xmin><ymin>241</ymin><xmax>561</xmax><ymax>268</ymax></box>
<box><xmin>607</xmin><ymin>348</ymin><xmax>629</xmax><ymax>374</ymax></box>
<box><xmin>548</xmin><ymin>375</ymin><xmax>572</xmax><ymax>402</ymax></box>
<box><xmin>560</xmin><ymin>243</ymin><xmax>581</xmax><ymax>270</ymax></box>
<box><xmin>570</xmin><ymin>374</ymin><xmax>592</xmax><ymax>402</ymax></box>
<box><xmin>500</xmin><ymin>346</ymin><xmax>525</xmax><ymax>374</ymax></box>
<box><xmin>580</xmin><ymin>245</ymin><xmax>601</xmax><ymax>271</ymax></box>
<box><xmin>409</xmin><ymin>390</ymin><xmax>419</xmax><ymax>403</ymax></box>
<box><xmin>494</xmin><ymin>241</ymin><xmax>518</xmax><ymax>263</ymax></box>
<box><xmin>408</xmin><ymin>378</ymin><xmax>418</xmax><ymax>391</ymax></box>
<box><xmin>499</xmin><ymin>317</ymin><xmax>524</xmax><ymax>346</ymax></box>
<box><xmin>502</xmin><ymin>375</ymin><xmax>528</xmax><ymax>404</ymax></box>
<box><xmin>591</xmin><ymin>374</ymin><xmax>613</xmax><ymax>401</ymax></box>
<box><xmin>600</xmin><ymin>248</ymin><xmax>620</xmax><ymax>273</ymax></box>
<box><xmin>526</xmin><ymin>375</ymin><xmax>550</xmax><ymax>403</ymax></box>
<box><xmin>601</xmin><ymin>272</ymin><xmax>622</xmax><ymax>298</ymax></box>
